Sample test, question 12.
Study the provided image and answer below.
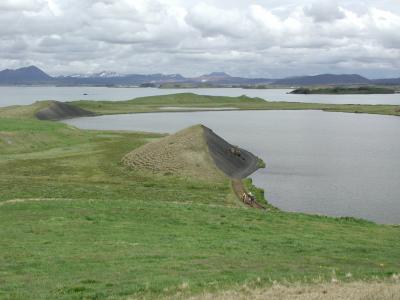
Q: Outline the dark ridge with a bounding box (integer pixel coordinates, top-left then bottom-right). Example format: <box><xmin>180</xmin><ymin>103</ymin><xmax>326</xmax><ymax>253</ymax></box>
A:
<box><xmin>35</xmin><ymin>101</ymin><xmax>95</xmax><ymax>121</ymax></box>
<box><xmin>0</xmin><ymin>65</ymin><xmax>53</xmax><ymax>84</ymax></box>
<box><xmin>203</xmin><ymin>126</ymin><xmax>260</xmax><ymax>179</ymax></box>
<box><xmin>372</xmin><ymin>77</ymin><xmax>400</xmax><ymax>85</ymax></box>
<box><xmin>273</xmin><ymin>74</ymin><xmax>371</xmax><ymax>85</ymax></box>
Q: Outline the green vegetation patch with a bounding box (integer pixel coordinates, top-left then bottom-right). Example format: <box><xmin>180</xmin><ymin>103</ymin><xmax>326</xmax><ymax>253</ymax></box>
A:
<box><xmin>0</xmin><ymin>118</ymin><xmax>88</xmax><ymax>155</ymax></box>
<box><xmin>69</xmin><ymin>93</ymin><xmax>266</xmax><ymax>114</ymax></box>
<box><xmin>1</xmin><ymin>197</ymin><xmax>399</xmax><ymax>299</ymax></box>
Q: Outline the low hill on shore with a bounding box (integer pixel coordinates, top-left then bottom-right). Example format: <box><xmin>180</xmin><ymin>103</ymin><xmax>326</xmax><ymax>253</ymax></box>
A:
<box><xmin>35</xmin><ymin>101</ymin><xmax>95</xmax><ymax>120</ymax></box>
<box><xmin>0</xmin><ymin>100</ymin><xmax>95</xmax><ymax>120</ymax></box>
<box><xmin>122</xmin><ymin>124</ymin><xmax>260</xmax><ymax>181</ymax></box>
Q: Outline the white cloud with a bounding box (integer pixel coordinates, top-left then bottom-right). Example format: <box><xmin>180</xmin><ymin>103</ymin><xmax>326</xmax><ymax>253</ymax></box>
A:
<box><xmin>0</xmin><ymin>0</ymin><xmax>399</xmax><ymax>78</ymax></box>
<box><xmin>186</xmin><ymin>3</ymin><xmax>251</xmax><ymax>38</ymax></box>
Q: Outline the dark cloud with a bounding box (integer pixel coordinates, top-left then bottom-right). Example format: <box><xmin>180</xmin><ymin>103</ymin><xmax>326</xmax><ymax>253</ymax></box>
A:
<box><xmin>304</xmin><ymin>1</ymin><xmax>345</xmax><ymax>23</ymax></box>
<box><xmin>0</xmin><ymin>0</ymin><xmax>45</xmax><ymax>12</ymax></box>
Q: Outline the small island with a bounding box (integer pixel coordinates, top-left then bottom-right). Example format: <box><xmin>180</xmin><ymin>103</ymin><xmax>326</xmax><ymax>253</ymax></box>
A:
<box><xmin>290</xmin><ymin>86</ymin><xmax>396</xmax><ymax>94</ymax></box>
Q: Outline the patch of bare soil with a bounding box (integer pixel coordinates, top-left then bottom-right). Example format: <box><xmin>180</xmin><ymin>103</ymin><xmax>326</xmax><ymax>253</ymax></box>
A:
<box><xmin>188</xmin><ymin>280</ymin><xmax>400</xmax><ymax>300</ymax></box>
<box><xmin>203</xmin><ymin>126</ymin><xmax>259</xmax><ymax>179</ymax></box>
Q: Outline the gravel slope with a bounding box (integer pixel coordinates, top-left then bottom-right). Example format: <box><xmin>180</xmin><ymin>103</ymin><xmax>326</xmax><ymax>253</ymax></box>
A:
<box><xmin>203</xmin><ymin>126</ymin><xmax>260</xmax><ymax>179</ymax></box>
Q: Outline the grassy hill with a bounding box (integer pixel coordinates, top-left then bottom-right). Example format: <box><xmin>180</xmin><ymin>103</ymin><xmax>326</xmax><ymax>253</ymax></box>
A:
<box><xmin>122</xmin><ymin>125</ymin><xmax>226</xmax><ymax>182</ymax></box>
<box><xmin>0</xmin><ymin>101</ymin><xmax>51</xmax><ymax>119</ymax></box>
<box><xmin>69</xmin><ymin>93</ymin><xmax>267</xmax><ymax>115</ymax></box>
<box><xmin>0</xmin><ymin>97</ymin><xmax>400</xmax><ymax>299</ymax></box>
<box><xmin>122</xmin><ymin>124</ymin><xmax>261</xmax><ymax>182</ymax></box>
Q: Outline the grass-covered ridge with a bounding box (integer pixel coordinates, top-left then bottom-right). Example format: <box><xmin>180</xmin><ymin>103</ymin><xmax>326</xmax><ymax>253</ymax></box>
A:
<box><xmin>122</xmin><ymin>125</ymin><xmax>226</xmax><ymax>182</ymax></box>
<box><xmin>1</xmin><ymin>114</ymin><xmax>400</xmax><ymax>299</ymax></box>
<box><xmin>1</xmin><ymin>93</ymin><xmax>400</xmax><ymax>119</ymax></box>
<box><xmin>0</xmin><ymin>100</ymin><xmax>52</xmax><ymax>119</ymax></box>
<box><xmin>71</xmin><ymin>92</ymin><xmax>400</xmax><ymax>117</ymax></box>
<box><xmin>69</xmin><ymin>93</ymin><xmax>266</xmax><ymax>115</ymax></box>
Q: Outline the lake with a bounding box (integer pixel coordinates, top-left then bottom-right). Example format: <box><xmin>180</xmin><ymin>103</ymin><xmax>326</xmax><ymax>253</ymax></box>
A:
<box><xmin>1</xmin><ymin>86</ymin><xmax>400</xmax><ymax>107</ymax></box>
<box><xmin>64</xmin><ymin>110</ymin><xmax>400</xmax><ymax>224</ymax></box>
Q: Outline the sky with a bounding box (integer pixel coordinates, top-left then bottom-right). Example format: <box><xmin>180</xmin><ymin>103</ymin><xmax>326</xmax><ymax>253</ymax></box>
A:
<box><xmin>0</xmin><ymin>0</ymin><xmax>399</xmax><ymax>78</ymax></box>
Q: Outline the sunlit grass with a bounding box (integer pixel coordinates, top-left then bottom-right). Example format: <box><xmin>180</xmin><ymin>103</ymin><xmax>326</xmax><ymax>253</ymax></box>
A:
<box><xmin>0</xmin><ymin>107</ymin><xmax>399</xmax><ymax>299</ymax></box>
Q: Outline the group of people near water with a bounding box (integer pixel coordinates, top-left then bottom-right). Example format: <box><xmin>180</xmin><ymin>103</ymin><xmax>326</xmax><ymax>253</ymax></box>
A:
<box><xmin>241</xmin><ymin>192</ymin><xmax>256</xmax><ymax>205</ymax></box>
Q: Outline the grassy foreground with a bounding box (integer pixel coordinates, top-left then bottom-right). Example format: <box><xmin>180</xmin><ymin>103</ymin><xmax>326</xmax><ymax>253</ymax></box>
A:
<box><xmin>1</xmin><ymin>114</ymin><xmax>400</xmax><ymax>299</ymax></box>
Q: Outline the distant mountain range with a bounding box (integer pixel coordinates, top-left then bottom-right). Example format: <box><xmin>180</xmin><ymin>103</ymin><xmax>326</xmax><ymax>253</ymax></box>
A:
<box><xmin>0</xmin><ymin>66</ymin><xmax>399</xmax><ymax>86</ymax></box>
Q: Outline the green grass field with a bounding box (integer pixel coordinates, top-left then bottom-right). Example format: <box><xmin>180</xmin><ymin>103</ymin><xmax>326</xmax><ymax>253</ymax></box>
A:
<box><xmin>1</xmin><ymin>113</ymin><xmax>400</xmax><ymax>299</ymax></box>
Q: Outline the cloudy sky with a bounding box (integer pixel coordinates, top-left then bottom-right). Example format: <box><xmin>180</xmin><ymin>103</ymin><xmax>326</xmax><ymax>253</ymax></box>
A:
<box><xmin>1</xmin><ymin>0</ymin><xmax>399</xmax><ymax>78</ymax></box>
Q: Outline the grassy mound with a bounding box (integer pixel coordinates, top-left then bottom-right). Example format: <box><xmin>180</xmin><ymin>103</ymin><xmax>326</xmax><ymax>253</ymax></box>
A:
<box><xmin>0</xmin><ymin>101</ymin><xmax>51</xmax><ymax>119</ymax></box>
<box><xmin>122</xmin><ymin>124</ymin><xmax>261</xmax><ymax>181</ymax></box>
<box><xmin>35</xmin><ymin>101</ymin><xmax>95</xmax><ymax>120</ymax></box>
<box><xmin>122</xmin><ymin>125</ymin><xmax>226</xmax><ymax>182</ymax></box>
<box><xmin>0</xmin><ymin>100</ymin><xmax>95</xmax><ymax>121</ymax></box>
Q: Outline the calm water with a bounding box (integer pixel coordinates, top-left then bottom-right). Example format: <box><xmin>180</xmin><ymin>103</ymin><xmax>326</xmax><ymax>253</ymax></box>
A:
<box><xmin>64</xmin><ymin>110</ymin><xmax>400</xmax><ymax>224</ymax></box>
<box><xmin>1</xmin><ymin>86</ymin><xmax>400</xmax><ymax>107</ymax></box>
